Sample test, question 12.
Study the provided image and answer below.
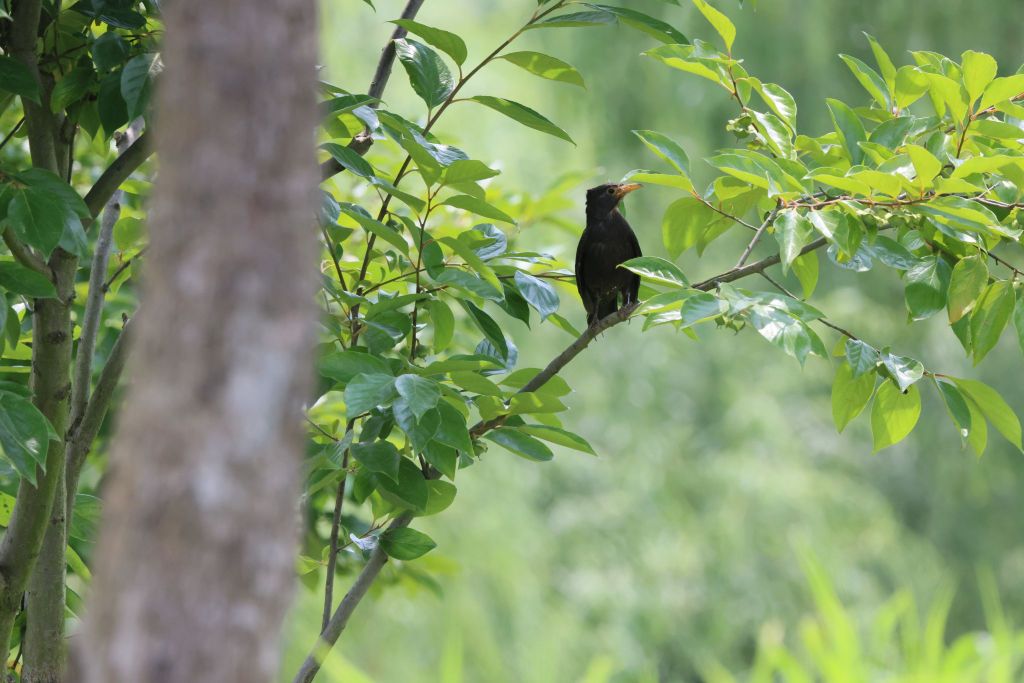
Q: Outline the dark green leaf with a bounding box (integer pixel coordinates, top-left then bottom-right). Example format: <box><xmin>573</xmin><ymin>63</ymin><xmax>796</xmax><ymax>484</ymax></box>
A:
<box><xmin>485</xmin><ymin>427</ymin><xmax>553</xmax><ymax>462</ymax></box>
<box><xmin>528</xmin><ymin>10</ymin><xmax>616</xmax><ymax>29</ymax></box>
<box><xmin>97</xmin><ymin>70</ymin><xmax>128</xmax><ymax>134</ymax></box>
<box><xmin>468</xmin><ymin>96</ymin><xmax>573</xmax><ymax>144</ymax></box>
<box><xmin>904</xmin><ymin>256</ymin><xmax>950</xmax><ymax>321</ymax></box>
<box><xmin>441</xmin><ymin>194</ymin><xmax>515</xmax><ymax>224</ymax></box>
<box><xmin>7</xmin><ymin>188</ymin><xmax>66</xmax><ymax>256</ymax></box>
<box><xmin>0</xmin><ymin>390</ymin><xmax>51</xmax><ymax>485</ymax></box>
<box><xmin>881</xmin><ymin>352</ymin><xmax>924</xmax><ymax>392</ymax></box>
<box><xmin>376</xmin><ymin>458</ymin><xmax>429</xmax><ymax>512</ymax></box>
<box><xmin>429</xmin><ymin>299</ymin><xmax>455</xmax><ymax>352</ymax></box>
<box><xmin>394</xmin><ymin>38</ymin><xmax>454</xmax><ymax>109</ymax></box>
<box><xmin>50</xmin><ymin>66</ymin><xmax>94</xmax><ymax>113</ymax></box>
<box><xmin>121</xmin><ymin>53</ymin><xmax>158</xmax><ymax>120</ymax></box>
<box><xmin>393</xmin><ymin>400</ymin><xmax>440</xmax><ymax>452</ymax></box>
<box><xmin>500</xmin><ymin>51</ymin><xmax>585</xmax><ymax>88</ymax></box>
<box><xmin>826</xmin><ymin>98</ymin><xmax>867</xmax><ymax>165</ymax></box>
<box><xmin>0</xmin><ymin>56</ymin><xmax>40</xmax><ymax>104</ymax></box>
<box><xmin>584</xmin><ymin>4</ymin><xmax>687</xmax><ymax>43</ymax></box>
<box><xmin>954</xmin><ymin>377</ymin><xmax>1022</xmax><ymax>450</ymax></box>
<box><xmin>421</xmin><ymin>480</ymin><xmax>457</xmax><ymax>516</ymax></box>
<box><xmin>344</xmin><ymin>373</ymin><xmax>396</xmax><ymax>415</ymax></box>
<box><xmin>845</xmin><ymin>339</ymin><xmax>879</xmax><ymax>377</ymax></box>
<box><xmin>0</xmin><ymin>262</ymin><xmax>57</xmax><ymax>299</ymax></box>
<box><xmin>514</xmin><ymin>272</ymin><xmax>559</xmax><ymax>320</ymax></box>
<box><xmin>633</xmin><ymin>130</ymin><xmax>690</xmax><ymax>175</ymax></box>
<box><xmin>318</xmin><ymin>350</ymin><xmax>392</xmax><ymax>385</ymax></box>
<box><xmin>619</xmin><ymin>256</ymin><xmax>688</xmax><ymax>288</ymax></box>
<box><xmin>91</xmin><ymin>32</ymin><xmax>130</xmax><ymax>73</ymax></box>
<box><xmin>395</xmin><ymin>374</ymin><xmax>440</xmax><ymax>419</ymax></box>
<box><xmin>774</xmin><ymin>210</ymin><xmax>814</xmax><ymax>273</ymax></box>
<box><xmin>392</xmin><ymin>19</ymin><xmax>467</xmax><ymax>65</ymax></box>
<box><xmin>381</xmin><ymin>527</ymin><xmax>436</xmax><ymax>560</ymax></box>
<box><xmin>459</xmin><ymin>300</ymin><xmax>508</xmax><ymax>359</ymax></box>
<box><xmin>969</xmin><ymin>281</ymin><xmax>1014</xmax><ymax>365</ymax></box>
<box><xmin>936</xmin><ymin>379</ymin><xmax>971</xmax><ymax>441</ymax></box>
<box><xmin>351</xmin><ymin>441</ymin><xmax>401</xmax><ymax>482</ymax></box>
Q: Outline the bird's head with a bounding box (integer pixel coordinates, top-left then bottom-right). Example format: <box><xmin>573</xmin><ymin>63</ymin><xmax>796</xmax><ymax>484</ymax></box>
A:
<box><xmin>585</xmin><ymin>182</ymin><xmax>642</xmax><ymax>218</ymax></box>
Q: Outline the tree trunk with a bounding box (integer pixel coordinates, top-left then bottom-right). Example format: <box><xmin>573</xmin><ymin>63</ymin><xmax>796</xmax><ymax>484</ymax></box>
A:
<box><xmin>76</xmin><ymin>0</ymin><xmax>319</xmax><ymax>679</ymax></box>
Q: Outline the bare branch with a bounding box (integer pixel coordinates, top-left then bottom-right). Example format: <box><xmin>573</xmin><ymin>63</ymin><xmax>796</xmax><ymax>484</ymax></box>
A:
<box><xmin>65</xmin><ymin>319</ymin><xmax>132</xmax><ymax>526</ymax></box>
<box><xmin>320</xmin><ymin>0</ymin><xmax>427</xmax><ymax>181</ymax></box>
<box><xmin>2</xmin><ymin>228</ymin><xmax>49</xmax><ymax>275</ymax></box>
<box><xmin>735</xmin><ymin>204</ymin><xmax>780</xmax><ymax>269</ymax></box>
<box><xmin>83</xmin><ymin>131</ymin><xmax>152</xmax><ymax>220</ymax></box>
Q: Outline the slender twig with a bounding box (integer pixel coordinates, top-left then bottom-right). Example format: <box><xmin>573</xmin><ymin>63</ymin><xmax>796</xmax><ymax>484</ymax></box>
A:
<box><xmin>735</xmin><ymin>204</ymin><xmax>780</xmax><ymax>268</ymax></box>
<box><xmin>102</xmin><ymin>246</ymin><xmax>148</xmax><ymax>292</ymax></box>
<box><xmin>691</xmin><ymin>192</ymin><xmax>758</xmax><ymax>231</ymax></box>
<box><xmin>758</xmin><ymin>272</ymin><xmax>859</xmax><ymax>340</ymax></box>
<box><xmin>70</xmin><ymin>125</ymin><xmax>140</xmax><ymax>434</ymax></box>
<box><xmin>0</xmin><ymin>117</ymin><xmax>25</xmax><ymax>152</ymax></box>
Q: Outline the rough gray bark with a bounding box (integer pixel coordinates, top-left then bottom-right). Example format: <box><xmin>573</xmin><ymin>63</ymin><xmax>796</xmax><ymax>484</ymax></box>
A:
<box><xmin>76</xmin><ymin>0</ymin><xmax>320</xmax><ymax>679</ymax></box>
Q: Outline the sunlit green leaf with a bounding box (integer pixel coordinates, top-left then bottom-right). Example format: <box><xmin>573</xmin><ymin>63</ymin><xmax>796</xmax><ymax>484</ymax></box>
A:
<box><xmin>871</xmin><ymin>381</ymin><xmax>921</xmax><ymax>452</ymax></box>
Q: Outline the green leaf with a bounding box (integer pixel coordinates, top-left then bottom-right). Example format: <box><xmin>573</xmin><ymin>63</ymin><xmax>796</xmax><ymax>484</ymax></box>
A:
<box><xmin>442</xmin><ymin>160</ymin><xmax>500</xmax><ymax>185</ymax></box>
<box><xmin>499</xmin><ymin>51</ymin><xmax>584</xmax><ymax>88</ymax></box>
<box><xmin>423</xmin><ymin>441</ymin><xmax>458</xmax><ymax>480</ymax></box>
<box><xmin>318</xmin><ymin>350</ymin><xmax>392</xmax><ymax>385</ymax></box>
<box><xmin>485</xmin><ymin>427</ymin><xmax>554</xmax><ymax>462</ymax></box>
<box><xmin>691</xmin><ymin>0</ymin><xmax>735</xmax><ymax>50</ymax></box>
<box><xmin>429</xmin><ymin>299</ymin><xmax>455</xmax><ymax>351</ymax></box>
<box><xmin>338</xmin><ymin>203</ymin><xmax>410</xmax><ymax>256</ymax></box>
<box><xmin>321</xmin><ymin>143</ymin><xmax>373</xmax><ymax>178</ymax></box>
<box><xmin>421</xmin><ymin>480</ymin><xmax>457</xmax><ymax>516</ymax></box>
<box><xmin>459</xmin><ymin>300</ymin><xmax>507</xmax><ymax>359</ymax></box>
<box><xmin>978</xmin><ymin>74</ymin><xmax>1024</xmax><ymax>111</ymax></box>
<box><xmin>792</xmin><ymin>251</ymin><xmax>819</xmax><ymax>299</ymax></box>
<box><xmin>953</xmin><ymin>378</ymin><xmax>1022</xmax><ymax>450</ymax></box>
<box><xmin>864</xmin><ymin>33</ymin><xmax>897</xmax><ymax>92</ymax></box>
<box><xmin>97</xmin><ymin>70</ymin><xmax>128</xmax><ymax>134</ymax></box>
<box><xmin>0</xmin><ymin>390</ymin><xmax>52</xmax><ymax>485</ymax></box>
<box><xmin>584</xmin><ymin>4</ymin><xmax>687</xmax><ymax>43</ymax></box>
<box><xmin>644</xmin><ymin>44</ymin><xmax>725</xmax><ymax>86</ymax></box>
<box><xmin>904</xmin><ymin>144</ymin><xmax>942</xmax><ymax>186</ymax></box>
<box><xmin>633</xmin><ymin>130</ymin><xmax>689</xmax><ymax>175</ymax></box>
<box><xmin>91</xmin><ymin>31</ymin><xmax>130</xmax><ymax>73</ymax></box>
<box><xmin>381</xmin><ymin>527</ymin><xmax>436</xmax><ymax>560</ymax></box>
<box><xmin>969</xmin><ymin>280</ymin><xmax>1014</xmax><ymax>365</ymax></box>
<box><xmin>392</xmin><ymin>19</ymin><xmax>467</xmax><ymax>65</ymax></box>
<box><xmin>528</xmin><ymin>10</ymin><xmax>616</xmax><ymax>29</ymax></box>
<box><xmin>50</xmin><ymin>66</ymin><xmax>94</xmax><ymax>113</ymax></box>
<box><xmin>0</xmin><ymin>55</ymin><xmax>40</xmax><ymax>104</ymax></box>
<box><xmin>747</xmin><ymin>305</ymin><xmax>826</xmax><ymax>366</ymax></box>
<box><xmin>441</xmin><ymin>194</ymin><xmax>515</xmax><ymax>224</ymax></box>
<box><xmin>7</xmin><ymin>188</ymin><xmax>66</xmax><ymax>256</ymax></box>
<box><xmin>871</xmin><ymin>381</ymin><xmax>921</xmax><ymax>452</ymax></box>
<box><xmin>947</xmin><ymin>255</ymin><xmax>989</xmax><ymax>323</ymax></box>
<box><xmin>832</xmin><ymin>361</ymin><xmax>875</xmax><ymax>432</ymax></box>
<box><xmin>679</xmin><ymin>292</ymin><xmax>727</xmax><ymax>328</ymax></box>
<box><xmin>845</xmin><ymin>339</ymin><xmax>879</xmax><ymax>377</ymax></box>
<box><xmin>826</xmin><ymin>98</ymin><xmax>867</xmax><ymax>165</ymax></box>
<box><xmin>434</xmin><ymin>400</ymin><xmax>474</xmax><ymax>457</ymax></box>
<box><xmin>393</xmin><ymin>401</ymin><xmax>440</xmax><ymax>453</ymax></box>
<box><xmin>518</xmin><ymin>424</ymin><xmax>595</xmax><ymax>455</ymax></box>
<box><xmin>935</xmin><ymin>379</ymin><xmax>972</xmax><ymax>441</ymax></box>
<box><xmin>839</xmin><ymin>54</ymin><xmax>889</xmax><ymax>108</ymax></box>
<box><xmin>621</xmin><ymin>170</ymin><xmax>693</xmax><ymax>193</ymax></box>
<box><xmin>881</xmin><ymin>352</ymin><xmax>924</xmax><ymax>392</ymax></box>
<box><xmin>661</xmin><ymin>197</ymin><xmax>716</xmax><ymax>258</ymax></box>
<box><xmin>394</xmin><ymin>38</ymin><xmax>454</xmax><ymax>109</ymax></box>
<box><xmin>514</xmin><ymin>272</ymin><xmax>559</xmax><ymax>320</ymax></box>
<box><xmin>894</xmin><ymin>65</ymin><xmax>930</xmax><ymax>109</ymax></box>
<box><xmin>1014</xmin><ymin>288</ymin><xmax>1024</xmax><ymax>357</ymax></box>
<box><xmin>120</xmin><ymin>53</ymin><xmax>158</xmax><ymax>120</ymax></box>
<box><xmin>13</xmin><ymin>168</ymin><xmax>90</xmax><ymax>218</ymax></box>
<box><xmin>961</xmin><ymin>50</ymin><xmax>997</xmax><ymax>104</ymax></box>
<box><xmin>965</xmin><ymin>392</ymin><xmax>988</xmax><ymax>456</ymax></box>
<box><xmin>904</xmin><ymin>256</ymin><xmax>950</xmax><ymax>321</ymax></box>
<box><xmin>351</xmin><ymin>441</ymin><xmax>401</xmax><ymax>482</ymax></box>
<box><xmin>619</xmin><ymin>256</ymin><xmax>688</xmax><ymax>288</ymax></box>
<box><xmin>0</xmin><ymin>261</ymin><xmax>57</xmax><ymax>299</ymax></box>
<box><xmin>395</xmin><ymin>374</ymin><xmax>440</xmax><ymax>419</ymax></box>
<box><xmin>344</xmin><ymin>373</ymin><xmax>396</xmax><ymax>415</ymax></box>
<box><xmin>748</xmin><ymin>79</ymin><xmax>797</xmax><ymax>130</ymax></box>
<box><xmin>468</xmin><ymin>96</ymin><xmax>573</xmax><ymax>144</ymax></box>
<box><xmin>774</xmin><ymin>210</ymin><xmax>814</xmax><ymax>274</ymax></box>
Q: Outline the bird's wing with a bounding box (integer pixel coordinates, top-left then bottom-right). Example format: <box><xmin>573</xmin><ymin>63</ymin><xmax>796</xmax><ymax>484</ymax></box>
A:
<box><xmin>575</xmin><ymin>229</ymin><xmax>594</xmax><ymax>316</ymax></box>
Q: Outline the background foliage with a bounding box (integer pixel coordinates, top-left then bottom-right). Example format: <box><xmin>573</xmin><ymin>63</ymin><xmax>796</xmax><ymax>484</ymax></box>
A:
<box><xmin>282</xmin><ymin>1</ymin><xmax>1024</xmax><ymax>681</ymax></box>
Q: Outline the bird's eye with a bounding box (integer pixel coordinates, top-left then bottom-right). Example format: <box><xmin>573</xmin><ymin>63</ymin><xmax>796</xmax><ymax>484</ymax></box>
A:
<box><xmin>606</xmin><ymin>187</ymin><xmax>615</xmax><ymax>195</ymax></box>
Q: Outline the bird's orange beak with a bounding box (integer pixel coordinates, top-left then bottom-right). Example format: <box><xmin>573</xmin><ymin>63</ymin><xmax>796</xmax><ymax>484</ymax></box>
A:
<box><xmin>614</xmin><ymin>183</ymin><xmax>642</xmax><ymax>199</ymax></box>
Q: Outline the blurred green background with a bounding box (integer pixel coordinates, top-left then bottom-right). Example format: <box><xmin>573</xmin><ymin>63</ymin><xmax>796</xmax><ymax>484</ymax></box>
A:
<box><xmin>283</xmin><ymin>1</ymin><xmax>1024</xmax><ymax>680</ymax></box>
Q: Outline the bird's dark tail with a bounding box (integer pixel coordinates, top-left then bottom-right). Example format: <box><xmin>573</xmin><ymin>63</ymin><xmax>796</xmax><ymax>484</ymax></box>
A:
<box><xmin>588</xmin><ymin>298</ymin><xmax>619</xmax><ymax>326</ymax></box>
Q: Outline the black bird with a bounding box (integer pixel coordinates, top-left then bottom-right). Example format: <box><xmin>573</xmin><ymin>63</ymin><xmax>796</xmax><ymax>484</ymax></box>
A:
<box><xmin>575</xmin><ymin>183</ymin><xmax>643</xmax><ymax>326</ymax></box>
